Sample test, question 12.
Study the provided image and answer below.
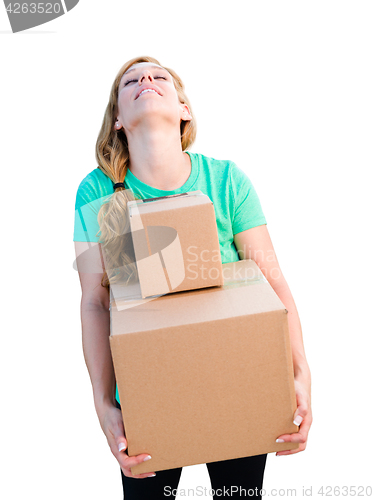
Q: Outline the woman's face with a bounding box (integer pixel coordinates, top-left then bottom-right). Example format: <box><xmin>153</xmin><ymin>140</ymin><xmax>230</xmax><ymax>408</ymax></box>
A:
<box><xmin>115</xmin><ymin>62</ymin><xmax>191</xmax><ymax>133</ymax></box>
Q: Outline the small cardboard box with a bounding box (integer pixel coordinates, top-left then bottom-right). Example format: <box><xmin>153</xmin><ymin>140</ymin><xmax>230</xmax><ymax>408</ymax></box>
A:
<box><xmin>128</xmin><ymin>191</ymin><xmax>223</xmax><ymax>299</ymax></box>
<box><xmin>109</xmin><ymin>259</ymin><xmax>299</xmax><ymax>475</ymax></box>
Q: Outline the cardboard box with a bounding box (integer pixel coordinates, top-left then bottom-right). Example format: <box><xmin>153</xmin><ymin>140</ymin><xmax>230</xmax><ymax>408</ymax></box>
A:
<box><xmin>109</xmin><ymin>259</ymin><xmax>299</xmax><ymax>475</ymax></box>
<box><xmin>128</xmin><ymin>191</ymin><xmax>223</xmax><ymax>299</ymax></box>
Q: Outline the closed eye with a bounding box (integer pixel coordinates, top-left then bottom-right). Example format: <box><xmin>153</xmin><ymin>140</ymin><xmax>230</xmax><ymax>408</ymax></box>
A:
<box><xmin>124</xmin><ymin>79</ymin><xmax>137</xmax><ymax>86</ymax></box>
<box><xmin>123</xmin><ymin>76</ymin><xmax>167</xmax><ymax>86</ymax></box>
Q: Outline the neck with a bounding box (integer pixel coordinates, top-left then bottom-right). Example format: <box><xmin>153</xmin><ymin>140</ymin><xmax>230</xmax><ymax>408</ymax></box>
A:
<box><xmin>126</xmin><ymin>125</ymin><xmax>191</xmax><ymax>191</ymax></box>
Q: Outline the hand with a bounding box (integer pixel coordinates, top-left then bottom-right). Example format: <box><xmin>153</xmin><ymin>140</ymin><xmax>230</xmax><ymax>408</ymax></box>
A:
<box><xmin>275</xmin><ymin>375</ymin><xmax>312</xmax><ymax>456</ymax></box>
<box><xmin>98</xmin><ymin>404</ymin><xmax>156</xmax><ymax>478</ymax></box>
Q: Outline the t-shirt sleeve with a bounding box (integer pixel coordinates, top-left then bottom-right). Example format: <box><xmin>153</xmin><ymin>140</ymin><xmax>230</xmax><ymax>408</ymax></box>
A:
<box><xmin>73</xmin><ymin>176</ymin><xmax>112</xmax><ymax>243</ymax></box>
<box><xmin>230</xmin><ymin>162</ymin><xmax>267</xmax><ymax>235</ymax></box>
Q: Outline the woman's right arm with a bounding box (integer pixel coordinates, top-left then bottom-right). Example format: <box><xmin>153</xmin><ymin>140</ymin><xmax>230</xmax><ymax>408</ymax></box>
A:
<box><xmin>74</xmin><ymin>241</ymin><xmax>156</xmax><ymax>478</ymax></box>
<box><xmin>81</xmin><ymin>295</ymin><xmax>115</xmax><ymax>414</ymax></box>
<box><xmin>75</xmin><ymin>242</ymin><xmax>114</xmax><ymax>413</ymax></box>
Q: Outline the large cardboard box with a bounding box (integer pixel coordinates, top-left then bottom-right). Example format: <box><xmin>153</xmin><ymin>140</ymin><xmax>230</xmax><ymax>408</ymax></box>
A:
<box><xmin>109</xmin><ymin>259</ymin><xmax>299</xmax><ymax>475</ymax></box>
<box><xmin>128</xmin><ymin>191</ymin><xmax>223</xmax><ymax>298</ymax></box>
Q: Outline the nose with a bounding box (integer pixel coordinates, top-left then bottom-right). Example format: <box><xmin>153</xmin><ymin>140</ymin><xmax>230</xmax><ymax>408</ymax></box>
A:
<box><xmin>139</xmin><ymin>70</ymin><xmax>154</xmax><ymax>84</ymax></box>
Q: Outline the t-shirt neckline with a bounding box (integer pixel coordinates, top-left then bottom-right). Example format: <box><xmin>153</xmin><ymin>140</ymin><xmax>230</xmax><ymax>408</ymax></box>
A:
<box><xmin>124</xmin><ymin>151</ymin><xmax>198</xmax><ymax>197</ymax></box>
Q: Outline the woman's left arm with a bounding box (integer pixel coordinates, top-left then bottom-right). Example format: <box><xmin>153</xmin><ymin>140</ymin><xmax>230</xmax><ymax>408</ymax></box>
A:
<box><xmin>234</xmin><ymin>224</ymin><xmax>313</xmax><ymax>456</ymax></box>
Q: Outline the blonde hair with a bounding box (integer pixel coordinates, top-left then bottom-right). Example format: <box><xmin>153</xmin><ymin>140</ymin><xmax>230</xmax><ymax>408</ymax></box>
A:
<box><xmin>96</xmin><ymin>55</ymin><xmax>197</xmax><ymax>289</ymax></box>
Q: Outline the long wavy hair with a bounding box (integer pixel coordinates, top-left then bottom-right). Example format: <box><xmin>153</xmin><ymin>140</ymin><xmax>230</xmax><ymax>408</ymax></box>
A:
<box><xmin>96</xmin><ymin>56</ymin><xmax>197</xmax><ymax>290</ymax></box>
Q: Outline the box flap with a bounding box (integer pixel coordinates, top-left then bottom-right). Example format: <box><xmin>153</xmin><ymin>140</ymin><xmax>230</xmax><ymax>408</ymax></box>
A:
<box><xmin>127</xmin><ymin>190</ymin><xmax>223</xmax><ymax>299</ymax></box>
<box><xmin>110</xmin><ymin>260</ymin><xmax>286</xmax><ymax>335</ymax></box>
<box><xmin>128</xmin><ymin>190</ymin><xmax>208</xmax><ymax>216</ymax></box>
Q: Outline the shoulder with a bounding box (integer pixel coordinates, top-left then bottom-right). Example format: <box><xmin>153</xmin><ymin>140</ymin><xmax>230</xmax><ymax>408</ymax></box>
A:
<box><xmin>192</xmin><ymin>152</ymin><xmax>250</xmax><ymax>185</ymax></box>
<box><xmin>192</xmin><ymin>151</ymin><xmax>235</xmax><ymax>172</ymax></box>
<box><xmin>191</xmin><ymin>152</ymin><xmax>238</xmax><ymax>184</ymax></box>
<box><xmin>75</xmin><ymin>167</ymin><xmax>114</xmax><ymax>209</ymax></box>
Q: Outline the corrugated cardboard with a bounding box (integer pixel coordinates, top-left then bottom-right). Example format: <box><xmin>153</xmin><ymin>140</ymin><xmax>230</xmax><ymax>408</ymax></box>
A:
<box><xmin>109</xmin><ymin>259</ymin><xmax>299</xmax><ymax>475</ymax></box>
<box><xmin>128</xmin><ymin>191</ymin><xmax>223</xmax><ymax>299</ymax></box>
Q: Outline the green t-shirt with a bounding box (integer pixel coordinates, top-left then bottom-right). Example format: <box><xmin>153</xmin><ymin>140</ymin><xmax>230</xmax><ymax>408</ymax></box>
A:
<box><xmin>74</xmin><ymin>151</ymin><xmax>267</xmax><ymax>405</ymax></box>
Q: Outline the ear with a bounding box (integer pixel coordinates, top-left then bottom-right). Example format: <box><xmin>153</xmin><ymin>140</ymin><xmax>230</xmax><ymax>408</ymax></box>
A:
<box><xmin>180</xmin><ymin>103</ymin><xmax>192</xmax><ymax>121</ymax></box>
<box><xmin>114</xmin><ymin>118</ymin><xmax>123</xmax><ymax>131</ymax></box>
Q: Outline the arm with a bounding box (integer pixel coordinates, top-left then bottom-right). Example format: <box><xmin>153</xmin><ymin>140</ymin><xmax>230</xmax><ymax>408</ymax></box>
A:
<box><xmin>81</xmin><ymin>303</ymin><xmax>115</xmax><ymax>411</ymax></box>
<box><xmin>234</xmin><ymin>225</ymin><xmax>312</xmax><ymax>454</ymax></box>
<box><xmin>75</xmin><ymin>241</ymin><xmax>115</xmax><ymax>414</ymax></box>
<box><xmin>234</xmin><ymin>225</ymin><xmax>311</xmax><ymax>382</ymax></box>
<box><xmin>75</xmin><ymin>241</ymin><xmax>156</xmax><ymax>477</ymax></box>
<box><xmin>74</xmin><ymin>175</ymin><xmax>159</xmax><ymax>476</ymax></box>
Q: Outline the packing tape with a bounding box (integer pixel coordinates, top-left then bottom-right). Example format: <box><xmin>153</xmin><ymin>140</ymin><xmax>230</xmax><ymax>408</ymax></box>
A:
<box><xmin>223</xmin><ymin>276</ymin><xmax>268</xmax><ymax>287</ymax></box>
<box><xmin>128</xmin><ymin>191</ymin><xmax>205</xmax><ymax>212</ymax></box>
<box><xmin>109</xmin><ymin>274</ymin><xmax>268</xmax><ymax>311</ymax></box>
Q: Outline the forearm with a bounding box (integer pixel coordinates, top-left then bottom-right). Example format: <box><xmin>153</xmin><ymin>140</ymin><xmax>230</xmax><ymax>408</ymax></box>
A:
<box><xmin>272</xmin><ymin>280</ymin><xmax>311</xmax><ymax>388</ymax></box>
<box><xmin>81</xmin><ymin>302</ymin><xmax>116</xmax><ymax>414</ymax></box>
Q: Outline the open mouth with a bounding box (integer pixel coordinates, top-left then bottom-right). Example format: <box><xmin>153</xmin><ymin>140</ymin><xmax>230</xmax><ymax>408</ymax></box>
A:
<box><xmin>136</xmin><ymin>88</ymin><xmax>161</xmax><ymax>99</ymax></box>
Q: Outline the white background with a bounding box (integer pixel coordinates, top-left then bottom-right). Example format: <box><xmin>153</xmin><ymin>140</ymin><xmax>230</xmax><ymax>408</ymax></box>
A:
<box><xmin>1</xmin><ymin>1</ymin><xmax>373</xmax><ymax>498</ymax></box>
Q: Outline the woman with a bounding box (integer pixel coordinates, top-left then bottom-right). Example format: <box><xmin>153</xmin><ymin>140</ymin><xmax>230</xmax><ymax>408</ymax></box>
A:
<box><xmin>74</xmin><ymin>55</ymin><xmax>312</xmax><ymax>499</ymax></box>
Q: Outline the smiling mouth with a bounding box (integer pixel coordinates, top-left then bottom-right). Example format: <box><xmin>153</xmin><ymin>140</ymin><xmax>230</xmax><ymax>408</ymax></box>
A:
<box><xmin>137</xmin><ymin>89</ymin><xmax>160</xmax><ymax>99</ymax></box>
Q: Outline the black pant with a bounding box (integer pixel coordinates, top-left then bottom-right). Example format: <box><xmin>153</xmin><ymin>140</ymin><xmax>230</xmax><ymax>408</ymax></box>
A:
<box><xmin>115</xmin><ymin>399</ymin><xmax>267</xmax><ymax>499</ymax></box>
